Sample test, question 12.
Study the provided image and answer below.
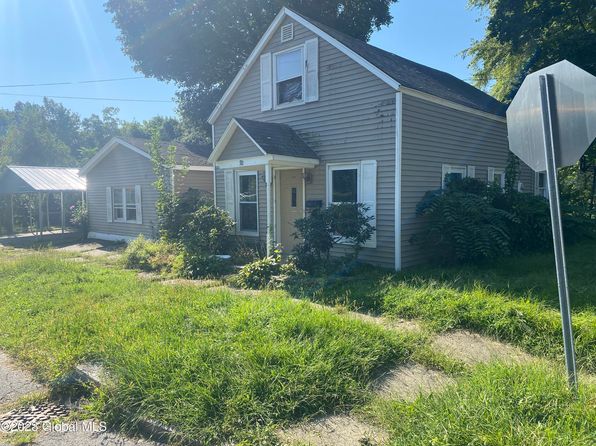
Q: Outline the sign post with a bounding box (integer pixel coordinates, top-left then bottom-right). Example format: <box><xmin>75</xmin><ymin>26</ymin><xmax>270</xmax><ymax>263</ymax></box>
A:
<box><xmin>538</xmin><ymin>73</ymin><xmax>577</xmax><ymax>390</ymax></box>
<box><xmin>507</xmin><ymin>60</ymin><xmax>596</xmax><ymax>391</ymax></box>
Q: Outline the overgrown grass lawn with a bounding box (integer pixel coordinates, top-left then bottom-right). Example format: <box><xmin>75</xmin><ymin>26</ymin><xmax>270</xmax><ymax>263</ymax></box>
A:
<box><xmin>291</xmin><ymin>241</ymin><xmax>596</xmax><ymax>372</ymax></box>
<box><xmin>0</xmin><ymin>253</ymin><xmax>411</xmax><ymax>443</ymax></box>
<box><xmin>369</xmin><ymin>362</ymin><xmax>596</xmax><ymax>446</ymax></box>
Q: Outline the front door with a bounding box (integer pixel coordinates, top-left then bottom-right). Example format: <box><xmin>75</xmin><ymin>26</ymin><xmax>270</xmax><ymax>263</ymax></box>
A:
<box><xmin>278</xmin><ymin>169</ymin><xmax>304</xmax><ymax>252</ymax></box>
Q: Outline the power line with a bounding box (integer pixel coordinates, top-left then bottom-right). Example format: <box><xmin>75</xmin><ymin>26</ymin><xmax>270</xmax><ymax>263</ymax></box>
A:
<box><xmin>0</xmin><ymin>76</ymin><xmax>147</xmax><ymax>88</ymax></box>
<box><xmin>0</xmin><ymin>92</ymin><xmax>173</xmax><ymax>103</ymax></box>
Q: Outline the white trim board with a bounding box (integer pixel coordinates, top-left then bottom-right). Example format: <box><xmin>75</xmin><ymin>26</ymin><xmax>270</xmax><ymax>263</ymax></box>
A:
<box><xmin>173</xmin><ymin>165</ymin><xmax>214</xmax><ymax>171</ymax></box>
<box><xmin>87</xmin><ymin>232</ymin><xmax>137</xmax><ymax>243</ymax></box>
<box><xmin>207</xmin><ymin>7</ymin><xmax>400</xmax><ymax>124</ymax></box>
<box><xmin>80</xmin><ymin>137</ymin><xmax>150</xmax><ymax>176</ymax></box>
<box><xmin>399</xmin><ymin>87</ymin><xmax>507</xmax><ymax>123</ymax></box>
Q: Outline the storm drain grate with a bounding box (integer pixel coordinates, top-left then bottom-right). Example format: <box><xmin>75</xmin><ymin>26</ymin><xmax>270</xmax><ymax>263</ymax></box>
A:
<box><xmin>0</xmin><ymin>402</ymin><xmax>69</xmax><ymax>432</ymax></box>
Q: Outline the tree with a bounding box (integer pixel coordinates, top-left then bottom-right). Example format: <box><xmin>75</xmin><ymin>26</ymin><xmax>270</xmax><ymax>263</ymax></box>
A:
<box><xmin>465</xmin><ymin>0</ymin><xmax>596</xmax><ymax>102</ymax></box>
<box><xmin>105</xmin><ymin>0</ymin><xmax>398</xmax><ymax>136</ymax></box>
<box><xmin>0</xmin><ymin>102</ymin><xmax>73</xmax><ymax>167</ymax></box>
<box><xmin>465</xmin><ymin>0</ymin><xmax>596</xmax><ymax>213</ymax></box>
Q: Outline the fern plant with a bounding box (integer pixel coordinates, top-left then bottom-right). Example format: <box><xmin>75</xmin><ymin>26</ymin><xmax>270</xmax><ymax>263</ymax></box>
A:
<box><xmin>416</xmin><ymin>192</ymin><xmax>518</xmax><ymax>263</ymax></box>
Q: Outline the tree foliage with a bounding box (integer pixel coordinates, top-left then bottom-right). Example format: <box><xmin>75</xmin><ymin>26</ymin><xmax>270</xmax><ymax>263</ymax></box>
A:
<box><xmin>465</xmin><ymin>0</ymin><xmax>596</xmax><ymax>102</ymax></box>
<box><xmin>0</xmin><ymin>99</ymin><xmax>189</xmax><ymax>169</ymax></box>
<box><xmin>105</xmin><ymin>0</ymin><xmax>398</xmax><ymax>134</ymax></box>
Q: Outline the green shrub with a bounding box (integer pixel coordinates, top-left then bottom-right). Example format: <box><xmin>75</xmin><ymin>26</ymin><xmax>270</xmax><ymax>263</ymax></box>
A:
<box><xmin>231</xmin><ymin>250</ymin><xmax>283</xmax><ymax>289</ymax></box>
<box><xmin>416</xmin><ymin>175</ymin><xmax>595</xmax><ymax>263</ymax></box>
<box><xmin>415</xmin><ymin>191</ymin><xmax>517</xmax><ymax>262</ymax></box>
<box><xmin>179</xmin><ymin>205</ymin><xmax>235</xmax><ymax>256</ymax></box>
<box><xmin>69</xmin><ymin>201</ymin><xmax>88</xmax><ymax>240</ymax></box>
<box><xmin>121</xmin><ymin>235</ymin><xmax>182</xmax><ymax>274</ymax></box>
<box><xmin>182</xmin><ymin>252</ymin><xmax>233</xmax><ymax>279</ymax></box>
<box><xmin>293</xmin><ymin>203</ymin><xmax>375</xmax><ymax>271</ymax></box>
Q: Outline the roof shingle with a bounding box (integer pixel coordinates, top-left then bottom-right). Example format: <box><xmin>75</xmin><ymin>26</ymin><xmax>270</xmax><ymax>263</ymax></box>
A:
<box><xmin>235</xmin><ymin>118</ymin><xmax>319</xmax><ymax>159</ymax></box>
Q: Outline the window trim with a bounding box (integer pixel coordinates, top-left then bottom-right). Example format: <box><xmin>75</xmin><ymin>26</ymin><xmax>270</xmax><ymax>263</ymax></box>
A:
<box><xmin>236</xmin><ymin>170</ymin><xmax>259</xmax><ymax>236</ymax></box>
<box><xmin>441</xmin><ymin>164</ymin><xmax>467</xmax><ymax>189</ymax></box>
<box><xmin>273</xmin><ymin>45</ymin><xmax>305</xmax><ymax>110</ymax></box>
<box><xmin>488</xmin><ymin>167</ymin><xmax>506</xmax><ymax>189</ymax></box>
<box><xmin>326</xmin><ymin>162</ymin><xmax>361</xmax><ymax>206</ymax></box>
<box><xmin>112</xmin><ymin>186</ymin><xmax>139</xmax><ymax>224</ymax></box>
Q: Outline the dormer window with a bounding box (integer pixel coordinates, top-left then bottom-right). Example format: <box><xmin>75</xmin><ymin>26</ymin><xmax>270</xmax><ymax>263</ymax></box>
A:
<box><xmin>275</xmin><ymin>48</ymin><xmax>303</xmax><ymax>106</ymax></box>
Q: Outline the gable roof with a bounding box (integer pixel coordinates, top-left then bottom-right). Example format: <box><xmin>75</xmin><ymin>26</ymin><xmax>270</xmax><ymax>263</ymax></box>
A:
<box><xmin>118</xmin><ymin>137</ymin><xmax>212</xmax><ymax>166</ymax></box>
<box><xmin>299</xmin><ymin>14</ymin><xmax>507</xmax><ymax>117</ymax></box>
<box><xmin>0</xmin><ymin>166</ymin><xmax>85</xmax><ymax>194</ymax></box>
<box><xmin>80</xmin><ymin>136</ymin><xmax>211</xmax><ymax>176</ymax></box>
<box><xmin>208</xmin><ymin>7</ymin><xmax>506</xmax><ymax>124</ymax></box>
<box><xmin>234</xmin><ymin>118</ymin><xmax>319</xmax><ymax>159</ymax></box>
<box><xmin>209</xmin><ymin>118</ymin><xmax>319</xmax><ymax>163</ymax></box>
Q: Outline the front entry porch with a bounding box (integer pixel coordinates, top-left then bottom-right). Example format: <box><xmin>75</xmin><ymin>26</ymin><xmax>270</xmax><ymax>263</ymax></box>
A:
<box><xmin>208</xmin><ymin>117</ymin><xmax>320</xmax><ymax>256</ymax></box>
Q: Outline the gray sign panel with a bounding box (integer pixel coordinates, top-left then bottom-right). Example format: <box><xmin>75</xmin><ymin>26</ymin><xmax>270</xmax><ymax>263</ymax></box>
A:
<box><xmin>507</xmin><ymin>60</ymin><xmax>596</xmax><ymax>172</ymax></box>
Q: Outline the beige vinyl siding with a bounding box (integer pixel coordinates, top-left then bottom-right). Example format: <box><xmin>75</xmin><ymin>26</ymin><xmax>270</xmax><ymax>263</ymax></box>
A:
<box><xmin>400</xmin><ymin>93</ymin><xmax>533</xmax><ymax>267</ymax></box>
<box><xmin>213</xmin><ymin>17</ymin><xmax>396</xmax><ymax>268</ymax></box>
<box><xmin>87</xmin><ymin>144</ymin><xmax>159</xmax><ymax>239</ymax></box>
<box><xmin>174</xmin><ymin>170</ymin><xmax>214</xmax><ymax>194</ymax></box>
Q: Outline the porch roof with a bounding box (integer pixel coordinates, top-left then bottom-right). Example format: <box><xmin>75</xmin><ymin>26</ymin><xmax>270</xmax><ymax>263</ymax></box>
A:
<box><xmin>209</xmin><ymin>118</ymin><xmax>319</xmax><ymax>166</ymax></box>
<box><xmin>0</xmin><ymin>166</ymin><xmax>86</xmax><ymax>194</ymax></box>
<box><xmin>234</xmin><ymin>118</ymin><xmax>319</xmax><ymax>159</ymax></box>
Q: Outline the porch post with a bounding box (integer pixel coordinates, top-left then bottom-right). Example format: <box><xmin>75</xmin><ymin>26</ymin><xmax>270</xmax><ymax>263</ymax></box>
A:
<box><xmin>265</xmin><ymin>163</ymin><xmax>273</xmax><ymax>256</ymax></box>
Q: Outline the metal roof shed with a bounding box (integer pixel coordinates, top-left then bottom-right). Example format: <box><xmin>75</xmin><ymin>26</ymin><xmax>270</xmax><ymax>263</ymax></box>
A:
<box><xmin>0</xmin><ymin>166</ymin><xmax>86</xmax><ymax>236</ymax></box>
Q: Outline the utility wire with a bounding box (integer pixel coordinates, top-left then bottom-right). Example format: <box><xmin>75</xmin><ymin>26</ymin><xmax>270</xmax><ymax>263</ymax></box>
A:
<box><xmin>0</xmin><ymin>92</ymin><xmax>173</xmax><ymax>103</ymax></box>
<box><xmin>0</xmin><ymin>76</ymin><xmax>147</xmax><ymax>88</ymax></box>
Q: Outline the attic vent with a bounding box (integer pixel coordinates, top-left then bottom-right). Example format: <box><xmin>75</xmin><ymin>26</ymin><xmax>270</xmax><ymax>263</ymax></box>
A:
<box><xmin>281</xmin><ymin>23</ymin><xmax>294</xmax><ymax>42</ymax></box>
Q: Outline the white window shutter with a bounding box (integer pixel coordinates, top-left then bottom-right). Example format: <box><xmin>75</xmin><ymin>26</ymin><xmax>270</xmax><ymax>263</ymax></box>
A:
<box><xmin>360</xmin><ymin>160</ymin><xmax>377</xmax><ymax>248</ymax></box>
<box><xmin>106</xmin><ymin>187</ymin><xmax>112</xmax><ymax>222</ymax></box>
<box><xmin>260</xmin><ymin>53</ymin><xmax>272</xmax><ymax>111</ymax></box>
<box><xmin>135</xmin><ymin>185</ymin><xmax>143</xmax><ymax>224</ymax></box>
<box><xmin>304</xmin><ymin>38</ymin><xmax>319</xmax><ymax>103</ymax></box>
<box><xmin>224</xmin><ymin>170</ymin><xmax>236</xmax><ymax>221</ymax></box>
<box><xmin>487</xmin><ymin>167</ymin><xmax>495</xmax><ymax>182</ymax></box>
<box><xmin>467</xmin><ymin>165</ymin><xmax>476</xmax><ymax>178</ymax></box>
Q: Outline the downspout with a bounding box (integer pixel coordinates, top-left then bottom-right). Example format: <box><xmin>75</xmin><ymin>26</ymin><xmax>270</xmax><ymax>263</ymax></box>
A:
<box><xmin>394</xmin><ymin>90</ymin><xmax>403</xmax><ymax>271</ymax></box>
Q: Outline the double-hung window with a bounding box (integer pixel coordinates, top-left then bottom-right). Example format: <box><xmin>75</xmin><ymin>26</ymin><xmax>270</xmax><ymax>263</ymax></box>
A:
<box><xmin>329</xmin><ymin>165</ymin><xmax>359</xmax><ymax>204</ymax></box>
<box><xmin>237</xmin><ymin>172</ymin><xmax>258</xmax><ymax>234</ymax></box>
<box><xmin>488</xmin><ymin>167</ymin><xmax>506</xmax><ymax>189</ymax></box>
<box><xmin>274</xmin><ymin>47</ymin><xmax>303</xmax><ymax>106</ymax></box>
<box><xmin>112</xmin><ymin>187</ymin><xmax>138</xmax><ymax>223</ymax></box>
<box><xmin>441</xmin><ymin>164</ymin><xmax>467</xmax><ymax>189</ymax></box>
<box><xmin>326</xmin><ymin>161</ymin><xmax>377</xmax><ymax>248</ymax></box>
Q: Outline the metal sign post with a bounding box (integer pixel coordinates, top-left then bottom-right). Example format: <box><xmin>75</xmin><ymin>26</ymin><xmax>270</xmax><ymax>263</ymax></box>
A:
<box><xmin>507</xmin><ymin>60</ymin><xmax>596</xmax><ymax>392</ymax></box>
<box><xmin>538</xmin><ymin>74</ymin><xmax>577</xmax><ymax>391</ymax></box>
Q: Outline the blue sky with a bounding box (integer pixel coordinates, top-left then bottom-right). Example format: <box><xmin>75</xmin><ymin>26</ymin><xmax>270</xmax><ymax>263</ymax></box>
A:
<box><xmin>0</xmin><ymin>0</ymin><xmax>487</xmax><ymax>122</ymax></box>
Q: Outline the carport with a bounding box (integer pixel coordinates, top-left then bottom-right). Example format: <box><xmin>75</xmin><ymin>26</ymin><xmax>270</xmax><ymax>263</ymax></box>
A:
<box><xmin>0</xmin><ymin>166</ymin><xmax>86</xmax><ymax>236</ymax></box>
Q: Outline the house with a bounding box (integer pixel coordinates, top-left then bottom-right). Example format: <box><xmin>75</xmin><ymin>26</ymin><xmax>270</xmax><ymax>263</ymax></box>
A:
<box><xmin>207</xmin><ymin>7</ymin><xmax>535</xmax><ymax>270</ymax></box>
<box><xmin>80</xmin><ymin>136</ymin><xmax>213</xmax><ymax>242</ymax></box>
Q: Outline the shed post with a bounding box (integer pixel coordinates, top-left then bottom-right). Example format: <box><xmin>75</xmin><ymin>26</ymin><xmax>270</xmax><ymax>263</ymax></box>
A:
<box><xmin>38</xmin><ymin>193</ymin><xmax>43</xmax><ymax>237</ymax></box>
<box><xmin>46</xmin><ymin>193</ymin><xmax>50</xmax><ymax>231</ymax></box>
<box><xmin>10</xmin><ymin>194</ymin><xmax>14</xmax><ymax>236</ymax></box>
<box><xmin>60</xmin><ymin>192</ymin><xmax>65</xmax><ymax>234</ymax></box>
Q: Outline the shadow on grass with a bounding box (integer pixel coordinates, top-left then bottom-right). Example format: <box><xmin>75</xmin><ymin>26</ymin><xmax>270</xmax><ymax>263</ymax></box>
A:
<box><xmin>288</xmin><ymin>240</ymin><xmax>596</xmax><ymax>313</ymax></box>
